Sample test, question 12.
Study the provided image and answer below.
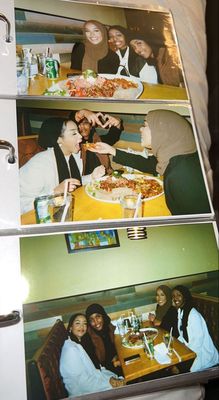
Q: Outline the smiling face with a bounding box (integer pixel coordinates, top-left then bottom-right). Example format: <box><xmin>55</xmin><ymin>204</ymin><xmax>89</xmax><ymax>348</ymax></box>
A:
<box><xmin>84</xmin><ymin>22</ymin><xmax>103</xmax><ymax>45</ymax></box>
<box><xmin>139</xmin><ymin>118</ymin><xmax>152</xmax><ymax>149</ymax></box>
<box><xmin>78</xmin><ymin>118</ymin><xmax>92</xmax><ymax>140</ymax></box>
<box><xmin>89</xmin><ymin>313</ymin><xmax>104</xmax><ymax>331</ymax></box>
<box><xmin>172</xmin><ymin>289</ymin><xmax>185</xmax><ymax>309</ymax></box>
<box><xmin>57</xmin><ymin>120</ymin><xmax>82</xmax><ymax>155</ymax></box>
<box><xmin>130</xmin><ymin>39</ymin><xmax>153</xmax><ymax>59</ymax></box>
<box><xmin>70</xmin><ymin>314</ymin><xmax>87</xmax><ymax>341</ymax></box>
<box><xmin>108</xmin><ymin>28</ymin><xmax>127</xmax><ymax>50</ymax></box>
<box><xmin>156</xmin><ymin>288</ymin><xmax>167</xmax><ymax>307</ymax></box>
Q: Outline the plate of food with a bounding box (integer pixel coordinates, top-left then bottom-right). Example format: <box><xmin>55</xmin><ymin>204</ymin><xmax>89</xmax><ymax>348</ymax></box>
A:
<box><xmin>122</xmin><ymin>332</ymin><xmax>145</xmax><ymax>349</ymax></box>
<box><xmin>44</xmin><ymin>69</ymin><xmax>143</xmax><ymax>99</ymax></box>
<box><xmin>85</xmin><ymin>174</ymin><xmax>164</xmax><ymax>203</ymax></box>
<box><xmin>139</xmin><ymin>328</ymin><xmax>159</xmax><ymax>341</ymax></box>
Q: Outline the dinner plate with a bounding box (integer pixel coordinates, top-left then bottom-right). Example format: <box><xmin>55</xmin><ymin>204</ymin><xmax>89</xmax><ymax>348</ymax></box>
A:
<box><xmin>44</xmin><ymin>74</ymin><xmax>143</xmax><ymax>99</ymax></box>
<box><xmin>139</xmin><ymin>327</ymin><xmax>158</xmax><ymax>341</ymax></box>
<box><xmin>122</xmin><ymin>332</ymin><xmax>145</xmax><ymax>349</ymax></box>
<box><xmin>85</xmin><ymin>174</ymin><xmax>164</xmax><ymax>204</ymax></box>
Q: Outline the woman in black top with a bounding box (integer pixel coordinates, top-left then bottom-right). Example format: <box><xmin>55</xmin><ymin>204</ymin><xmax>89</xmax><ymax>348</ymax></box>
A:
<box><xmin>71</xmin><ymin>20</ymin><xmax>119</xmax><ymax>74</ymax></box>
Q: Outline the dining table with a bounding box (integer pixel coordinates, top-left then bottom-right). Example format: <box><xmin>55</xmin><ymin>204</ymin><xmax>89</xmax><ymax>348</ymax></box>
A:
<box><xmin>20</xmin><ymin>173</ymin><xmax>171</xmax><ymax>225</ymax></box>
<box><xmin>114</xmin><ymin>326</ymin><xmax>196</xmax><ymax>383</ymax></box>
<box><xmin>26</xmin><ymin>65</ymin><xmax>188</xmax><ymax>101</ymax></box>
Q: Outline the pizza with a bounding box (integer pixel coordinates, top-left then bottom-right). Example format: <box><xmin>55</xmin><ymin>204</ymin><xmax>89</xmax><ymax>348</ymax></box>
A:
<box><xmin>82</xmin><ymin>142</ymin><xmax>97</xmax><ymax>150</ymax></box>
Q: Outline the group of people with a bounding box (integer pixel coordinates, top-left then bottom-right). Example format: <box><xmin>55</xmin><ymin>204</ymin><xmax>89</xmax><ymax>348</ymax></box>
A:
<box><xmin>59</xmin><ymin>303</ymin><xmax>125</xmax><ymax>397</ymax></box>
<box><xmin>71</xmin><ymin>19</ymin><xmax>183</xmax><ymax>86</ymax></box>
<box><xmin>19</xmin><ymin>108</ymin><xmax>210</xmax><ymax>216</ymax></box>
<box><xmin>59</xmin><ymin>285</ymin><xmax>218</xmax><ymax>398</ymax></box>
<box><xmin>148</xmin><ymin>285</ymin><xmax>219</xmax><ymax>373</ymax></box>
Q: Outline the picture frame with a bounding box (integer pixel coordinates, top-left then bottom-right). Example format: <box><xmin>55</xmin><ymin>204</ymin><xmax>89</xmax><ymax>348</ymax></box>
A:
<box><xmin>65</xmin><ymin>229</ymin><xmax>120</xmax><ymax>253</ymax></box>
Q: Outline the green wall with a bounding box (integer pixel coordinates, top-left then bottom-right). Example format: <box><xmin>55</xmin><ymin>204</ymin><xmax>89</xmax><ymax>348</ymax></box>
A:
<box><xmin>15</xmin><ymin>0</ymin><xmax>126</xmax><ymax>25</ymax></box>
<box><xmin>20</xmin><ymin>223</ymin><xmax>218</xmax><ymax>303</ymax></box>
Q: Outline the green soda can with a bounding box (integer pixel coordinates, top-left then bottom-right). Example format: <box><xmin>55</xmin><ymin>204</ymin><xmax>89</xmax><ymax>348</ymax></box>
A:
<box><xmin>45</xmin><ymin>58</ymin><xmax>59</xmax><ymax>79</ymax></box>
<box><xmin>34</xmin><ymin>195</ymin><xmax>52</xmax><ymax>224</ymax></box>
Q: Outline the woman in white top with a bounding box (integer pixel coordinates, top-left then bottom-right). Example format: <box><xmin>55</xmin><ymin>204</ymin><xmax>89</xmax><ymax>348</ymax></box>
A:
<box><xmin>59</xmin><ymin>313</ymin><xmax>125</xmax><ymax>398</ymax></box>
<box><xmin>19</xmin><ymin>116</ymin><xmax>105</xmax><ymax>213</ymax></box>
<box><xmin>172</xmin><ymin>285</ymin><xmax>219</xmax><ymax>372</ymax></box>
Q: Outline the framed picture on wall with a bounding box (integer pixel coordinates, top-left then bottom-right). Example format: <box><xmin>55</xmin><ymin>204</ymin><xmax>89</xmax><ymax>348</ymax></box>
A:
<box><xmin>65</xmin><ymin>229</ymin><xmax>120</xmax><ymax>253</ymax></box>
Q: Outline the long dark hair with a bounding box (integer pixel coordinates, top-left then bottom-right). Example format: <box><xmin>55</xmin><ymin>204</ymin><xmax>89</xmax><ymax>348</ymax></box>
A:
<box><xmin>67</xmin><ymin>313</ymin><xmax>100</xmax><ymax>369</ymax></box>
<box><xmin>173</xmin><ymin>285</ymin><xmax>194</xmax><ymax>342</ymax></box>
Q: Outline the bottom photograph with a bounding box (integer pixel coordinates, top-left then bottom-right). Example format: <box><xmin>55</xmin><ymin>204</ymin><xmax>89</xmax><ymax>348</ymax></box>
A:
<box><xmin>20</xmin><ymin>223</ymin><xmax>219</xmax><ymax>399</ymax></box>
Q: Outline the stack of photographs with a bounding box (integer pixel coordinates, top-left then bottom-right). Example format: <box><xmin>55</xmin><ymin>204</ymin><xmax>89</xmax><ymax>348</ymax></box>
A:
<box><xmin>15</xmin><ymin>1</ymin><xmax>218</xmax><ymax>400</ymax></box>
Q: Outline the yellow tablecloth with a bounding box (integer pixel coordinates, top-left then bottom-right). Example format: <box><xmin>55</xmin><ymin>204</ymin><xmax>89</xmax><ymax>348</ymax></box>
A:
<box><xmin>27</xmin><ymin>66</ymin><xmax>188</xmax><ymax>101</ymax></box>
<box><xmin>21</xmin><ymin>183</ymin><xmax>171</xmax><ymax>225</ymax></box>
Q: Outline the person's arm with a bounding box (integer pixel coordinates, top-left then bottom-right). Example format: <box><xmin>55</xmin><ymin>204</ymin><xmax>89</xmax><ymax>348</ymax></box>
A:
<box><xmin>114</xmin><ymin>149</ymin><xmax>157</xmax><ymax>175</ymax></box>
<box><xmin>88</xmin><ymin>143</ymin><xmax>158</xmax><ymax>175</ymax></box>
<box><xmin>100</xmin><ymin>115</ymin><xmax>122</xmax><ymax>146</ymax></box>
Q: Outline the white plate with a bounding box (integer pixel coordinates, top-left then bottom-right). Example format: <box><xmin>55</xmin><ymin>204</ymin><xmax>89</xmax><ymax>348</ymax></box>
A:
<box><xmin>46</xmin><ymin>74</ymin><xmax>143</xmax><ymax>99</ymax></box>
<box><xmin>122</xmin><ymin>333</ymin><xmax>145</xmax><ymax>349</ymax></box>
<box><xmin>139</xmin><ymin>327</ymin><xmax>158</xmax><ymax>340</ymax></box>
<box><xmin>85</xmin><ymin>174</ymin><xmax>164</xmax><ymax>204</ymax></box>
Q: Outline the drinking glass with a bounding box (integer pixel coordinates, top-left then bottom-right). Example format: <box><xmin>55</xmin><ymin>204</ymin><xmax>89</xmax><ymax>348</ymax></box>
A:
<box><xmin>120</xmin><ymin>194</ymin><xmax>142</xmax><ymax>218</ymax></box>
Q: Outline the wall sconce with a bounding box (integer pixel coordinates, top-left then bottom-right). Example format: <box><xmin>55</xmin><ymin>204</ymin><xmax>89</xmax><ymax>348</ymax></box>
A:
<box><xmin>0</xmin><ymin>311</ymin><xmax>21</xmax><ymax>328</ymax></box>
<box><xmin>127</xmin><ymin>227</ymin><xmax>147</xmax><ymax>240</ymax></box>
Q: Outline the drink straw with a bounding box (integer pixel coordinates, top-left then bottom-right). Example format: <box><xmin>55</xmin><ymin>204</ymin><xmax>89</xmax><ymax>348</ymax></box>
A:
<box><xmin>143</xmin><ymin>333</ymin><xmax>153</xmax><ymax>358</ymax></box>
<box><xmin>167</xmin><ymin>327</ymin><xmax>173</xmax><ymax>351</ymax></box>
<box><xmin>133</xmin><ymin>193</ymin><xmax>142</xmax><ymax>218</ymax></box>
<box><xmin>63</xmin><ymin>179</ymin><xmax>68</xmax><ymax>204</ymax></box>
<box><xmin>61</xmin><ymin>198</ymin><xmax>70</xmax><ymax>222</ymax></box>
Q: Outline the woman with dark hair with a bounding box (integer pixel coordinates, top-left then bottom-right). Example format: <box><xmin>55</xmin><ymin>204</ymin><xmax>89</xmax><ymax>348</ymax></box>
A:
<box><xmin>86</xmin><ymin>303</ymin><xmax>121</xmax><ymax>375</ymax></box>
<box><xmin>71</xmin><ymin>20</ymin><xmax>119</xmax><ymax>73</ymax></box>
<box><xmin>169</xmin><ymin>285</ymin><xmax>218</xmax><ymax>372</ymax></box>
<box><xmin>108</xmin><ymin>25</ymin><xmax>140</xmax><ymax>77</ymax></box>
<box><xmin>70</xmin><ymin>109</ymin><xmax>123</xmax><ymax>175</ymax></box>
<box><xmin>19</xmin><ymin>116</ymin><xmax>105</xmax><ymax>214</ymax></box>
<box><xmin>149</xmin><ymin>285</ymin><xmax>173</xmax><ymax>326</ymax></box>
<box><xmin>129</xmin><ymin>32</ymin><xmax>183</xmax><ymax>86</ymax></box>
<box><xmin>59</xmin><ymin>313</ymin><xmax>125</xmax><ymax>397</ymax></box>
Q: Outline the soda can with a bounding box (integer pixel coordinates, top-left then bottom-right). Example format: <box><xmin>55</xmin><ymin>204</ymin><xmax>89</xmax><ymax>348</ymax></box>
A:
<box><xmin>34</xmin><ymin>195</ymin><xmax>52</xmax><ymax>224</ymax></box>
<box><xmin>45</xmin><ymin>58</ymin><xmax>59</xmax><ymax>79</ymax></box>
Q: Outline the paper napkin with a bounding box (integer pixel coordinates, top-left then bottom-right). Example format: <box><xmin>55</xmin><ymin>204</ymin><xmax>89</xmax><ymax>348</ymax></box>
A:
<box><xmin>154</xmin><ymin>342</ymin><xmax>171</xmax><ymax>364</ymax></box>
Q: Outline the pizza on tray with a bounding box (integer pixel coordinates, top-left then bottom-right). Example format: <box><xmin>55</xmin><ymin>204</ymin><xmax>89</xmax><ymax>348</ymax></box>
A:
<box><xmin>85</xmin><ymin>174</ymin><xmax>164</xmax><ymax>203</ymax></box>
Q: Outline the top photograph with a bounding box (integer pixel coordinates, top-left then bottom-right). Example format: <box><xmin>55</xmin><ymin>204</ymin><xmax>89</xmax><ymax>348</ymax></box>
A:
<box><xmin>15</xmin><ymin>2</ymin><xmax>188</xmax><ymax>102</ymax></box>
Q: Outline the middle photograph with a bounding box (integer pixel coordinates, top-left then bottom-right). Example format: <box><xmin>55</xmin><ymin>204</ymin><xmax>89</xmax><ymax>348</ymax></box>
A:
<box><xmin>17</xmin><ymin>103</ymin><xmax>213</xmax><ymax>228</ymax></box>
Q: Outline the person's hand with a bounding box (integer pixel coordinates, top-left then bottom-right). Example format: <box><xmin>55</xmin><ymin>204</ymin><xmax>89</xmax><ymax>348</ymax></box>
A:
<box><xmin>109</xmin><ymin>377</ymin><xmax>126</xmax><ymax>388</ymax></box>
<box><xmin>112</xmin><ymin>356</ymin><xmax>121</xmax><ymax>368</ymax></box>
<box><xmin>100</xmin><ymin>114</ymin><xmax>121</xmax><ymax>129</ymax></box>
<box><xmin>91</xmin><ymin>165</ymin><xmax>105</xmax><ymax>180</ymax></box>
<box><xmin>148</xmin><ymin>312</ymin><xmax>156</xmax><ymax>322</ymax></box>
<box><xmin>54</xmin><ymin>178</ymin><xmax>81</xmax><ymax>194</ymax></box>
<box><xmin>75</xmin><ymin>109</ymin><xmax>103</xmax><ymax>126</ymax></box>
<box><xmin>88</xmin><ymin>142</ymin><xmax>116</xmax><ymax>156</ymax></box>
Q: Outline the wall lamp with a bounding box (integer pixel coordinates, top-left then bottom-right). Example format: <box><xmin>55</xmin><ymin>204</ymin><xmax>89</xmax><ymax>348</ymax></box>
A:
<box><xmin>127</xmin><ymin>227</ymin><xmax>147</xmax><ymax>240</ymax></box>
<box><xmin>0</xmin><ymin>311</ymin><xmax>21</xmax><ymax>328</ymax></box>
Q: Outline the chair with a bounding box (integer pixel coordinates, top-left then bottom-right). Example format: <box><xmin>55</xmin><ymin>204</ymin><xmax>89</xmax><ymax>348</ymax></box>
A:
<box><xmin>17</xmin><ymin>135</ymin><xmax>44</xmax><ymax>167</ymax></box>
<box><xmin>27</xmin><ymin>319</ymin><xmax>68</xmax><ymax>400</ymax></box>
